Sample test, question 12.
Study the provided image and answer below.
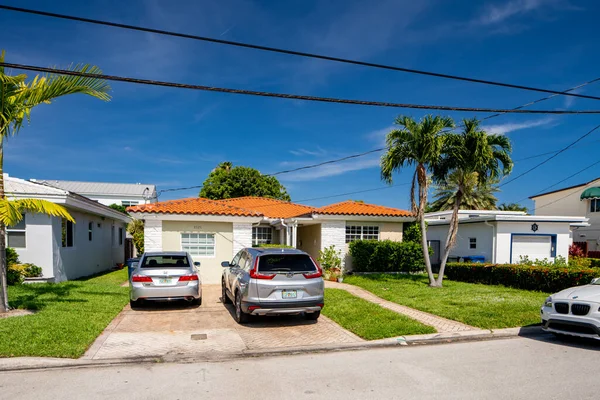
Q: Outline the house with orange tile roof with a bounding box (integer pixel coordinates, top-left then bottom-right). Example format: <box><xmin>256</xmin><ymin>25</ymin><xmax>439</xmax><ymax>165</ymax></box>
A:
<box><xmin>127</xmin><ymin>197</ymin><xmax>414</xmax><ymax>283</ymax></box>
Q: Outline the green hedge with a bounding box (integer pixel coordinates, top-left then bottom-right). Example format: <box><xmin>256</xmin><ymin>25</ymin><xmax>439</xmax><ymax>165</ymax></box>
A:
<box><xmin>445</xmin><ymin>263</ymin><xmax>599</xmax><ymax>293</ymax></box>
<box><xmin>349</xmin><ymin>240</ymin><xmax>424</xmax><ymax>273</ymax></box>
<box><xmin>587</xmin><ymin>258</ymin><xmax>600</xmax><ymax>268</ymax></box>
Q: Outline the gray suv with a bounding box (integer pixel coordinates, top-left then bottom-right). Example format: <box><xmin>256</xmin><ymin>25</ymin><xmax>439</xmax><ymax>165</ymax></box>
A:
<box><xmin>221</xmin><ymin>248</ymin><xmax>324</xmax><ymax>323</ymax></box>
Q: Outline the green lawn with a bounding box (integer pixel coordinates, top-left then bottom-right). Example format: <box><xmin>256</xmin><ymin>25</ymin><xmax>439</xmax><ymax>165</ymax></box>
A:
<box><xmin>322</xmin><ymin>288</ymin><xmax>436</xmax><ymax>340</ymax></box>
<box><xmin>344</xmin><ymin>274</ymin><xmax>548</xmax><ymax>329</ymax></box>
<box><xmin>0</xmin><ymin>268</ymin><xmax>129</xmax><ymax>358</ymax></box>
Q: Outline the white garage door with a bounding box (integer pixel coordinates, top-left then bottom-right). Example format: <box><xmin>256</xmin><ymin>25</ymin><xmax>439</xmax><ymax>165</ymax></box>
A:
<box><xmin>511</xmin><ymin>235</ymin><xmax>552</xmax><ymax>263</ymax></box>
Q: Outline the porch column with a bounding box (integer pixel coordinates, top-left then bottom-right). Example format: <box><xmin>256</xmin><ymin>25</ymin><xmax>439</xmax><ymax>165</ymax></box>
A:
<box><xmin>144</xmin><ymin>219</ymin><xmax>163</xmax><ymax>252</ymax></box>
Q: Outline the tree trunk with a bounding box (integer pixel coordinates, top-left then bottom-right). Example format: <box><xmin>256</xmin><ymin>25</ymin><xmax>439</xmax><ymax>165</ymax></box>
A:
<box><xmin>416</xmin><ymin>164</ymin><xmax>435</xmax><ymax>286</ymax></box>
<box><xmin>435</xmin><ymin>188</ymin><xmax>463</xmax><ymax>287</ymax></box>
<box><xmin>0</xmin><ymin>137</ymin><xmax>8</xmax><ymax>312</ymax></box>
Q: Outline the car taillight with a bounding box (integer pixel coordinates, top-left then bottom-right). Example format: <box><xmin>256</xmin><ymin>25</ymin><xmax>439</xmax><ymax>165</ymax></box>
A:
<box><xmin>178</xmin><ymin>274</ymin><xmax>199</xmax><ymax>282</ymax></box>
<box><xmin>132</xmin><ymin>275</ymin><xmax>153</xmax><ymax>282</ymax></box>
<box><xmin>248</xmin><ymin>306</ymin><xmax>261</xmax><ymax>311</ymax></box>
<box><xmin>304</xmin><ymin>256</ymin><xmax>323</xmax><ymax>279</ymax></box>
<box><xmin>249</xmin><ymin>257</ymin><xmax>276</xmax><ymax>280</ymax></box>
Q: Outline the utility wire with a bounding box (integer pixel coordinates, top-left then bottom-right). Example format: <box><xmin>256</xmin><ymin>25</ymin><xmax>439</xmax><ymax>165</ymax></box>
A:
<box><xmin>499</xmin><ymin>123</ymin><xmax>600</xmax><ymax>188</ymax></box>
<box><xmin>531</xmin><ymin>179</ymin><xmax>598</xmax><ymax>213</ymax></box>
<box><xmin>5</xmin><ymin>62</ymin><xmax>600</xmax><ymax>115</ymax></box>
<box><xmin>2</xmin><ymin>4</ymin><xmax>600</xmax><ymax>101</ymax></box>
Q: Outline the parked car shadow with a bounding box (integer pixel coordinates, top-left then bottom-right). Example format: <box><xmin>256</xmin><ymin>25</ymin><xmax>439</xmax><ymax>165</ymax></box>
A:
<box><xmin>518</xmin><ymin>325</ymin><xmax>600</xmax><ymax>351</ymax></box>
<box><xmin>130</xmin><ymin>300</ymin><xmax>201</xmax><ymax>312</ymax></box>
<box><xmin>220</xmin><ymin>298</ymin><xmax>318</xmax><ymax>327</ymax></box>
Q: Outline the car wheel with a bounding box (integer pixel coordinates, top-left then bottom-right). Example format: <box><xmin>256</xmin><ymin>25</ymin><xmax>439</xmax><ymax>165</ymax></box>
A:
<box><xmin>192</xmin><ymin>297</ymin><xmax>202</xmax><ymax>306</ymax></box>
<box><xmin>222</xmin><ymin>282</ymin><xmax>231</xmax><ymax>304</ymax></box>
<box><xmin>305</xmin><ymin>311</ymin><xmax>321</xmax><ymax>321</ymax></box>
<box><xmin>130</xmin><ymin>299</ymin><xmax>142</xmax><ymax>309</ymax></box>
<box><xmin>235</xmin><ymin>292</ymin><xmax>250</xmax><ymax>324</ymax></box>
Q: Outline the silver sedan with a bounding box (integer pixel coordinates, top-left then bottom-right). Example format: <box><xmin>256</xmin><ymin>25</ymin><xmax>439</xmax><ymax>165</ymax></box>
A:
<box><xmin>129</xmin><ymin>252</ymin><xmax>202</xmax><ymax>307</ymax></box>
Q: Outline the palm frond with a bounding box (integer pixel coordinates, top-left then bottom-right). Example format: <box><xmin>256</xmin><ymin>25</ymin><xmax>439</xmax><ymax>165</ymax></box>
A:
<box><xmin>0</xmin><ymin>198</ymin><xmax>74</xmax><ymax>226</ymax></box>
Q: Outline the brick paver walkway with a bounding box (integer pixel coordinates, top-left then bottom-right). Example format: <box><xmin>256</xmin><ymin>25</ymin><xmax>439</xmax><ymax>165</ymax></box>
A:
<box><xmin>84</xmin><ymin>285</ymin><xmax>360</xmax><ymax>360</ymax></box>
<box><xmin>325</xmin><ymin>281</ymin><xmax>479</xmax><ymax>333</ymax></box>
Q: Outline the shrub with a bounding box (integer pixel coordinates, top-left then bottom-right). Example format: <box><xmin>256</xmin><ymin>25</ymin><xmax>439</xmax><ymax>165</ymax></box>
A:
<box><xmin>569</xmin><ymin>257</ymin><xmax>592</xmax><ymax>269</ymax></box>
<box><xmin>588</xmin><ymin>258</ymin><xmax>600</xmax><ymax>269</ymax></box>
<box><xmin>7</xmin><ymin>264</ymin><xmax>26</xmax><ymax>285</ymax></box>
<box><xmin>317</xmin><ymin>245</ymin><xmax>342</xmax><ymax>272</ymax></box>
<box><xmin>23</xmin><ymin>263</ymin><xmax>43</xmax><ymax>278</ymax></box>
<box><xmin>349</xmin><ymin>240</ymin><xmax>424</xmax><ymax>273</ymax></box>
<box><xmin>445</xmin><ymin>262</ymin><xmax>599</xmax><ymax>293</ymax></box>
<box><xmin>403</xmin><ymin>222</ymin><xmax>422</xmax><ymax>244</ymax></box>
<box><xmin>569</xmin><ymin>243</ymin><xmax>586</xmax><ymax>258</ymax></box>
<box><xmin>6</xmin><ymin>247</ymin><xmax>19</xmax><ymax>266</ymax></box>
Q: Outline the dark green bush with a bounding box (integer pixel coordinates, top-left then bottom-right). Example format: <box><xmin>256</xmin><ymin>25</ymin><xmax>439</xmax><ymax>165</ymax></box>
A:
<box><xmin>349</xmin><ymin>240</ymin><xmax>424</xmax><ymax>273</ymax></box>
<box><xmin>6</xmin><ymin>247</ymin><xmax>19</xmax><ymax>266</ymax></box>
<box><xmin>402</xmin><ymin>222</ymin><xmax>422</xmax><ymax>243</ymax></box>
<box><xmin>23</xmin><ymin>263</ymin><xmax>43</xmax><ymax>278</ymax></box>
<box><xmin>445</xmin><ymin>263</ymin><xmax>599</xmax><ymax>293</ymax></box>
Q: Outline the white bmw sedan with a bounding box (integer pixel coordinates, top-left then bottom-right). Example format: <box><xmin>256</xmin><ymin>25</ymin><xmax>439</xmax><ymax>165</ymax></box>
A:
<box><xmin>541</xmin><ymin>277</ymin><xmax>600</xmax><ymax>340</ymax></box>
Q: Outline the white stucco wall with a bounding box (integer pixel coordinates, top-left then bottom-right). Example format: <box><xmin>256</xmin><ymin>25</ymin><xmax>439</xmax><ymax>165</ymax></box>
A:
<box><xmin>11</xmin><ymin>213</ymin><xmax>54</xmax><ymax>279</ymax></box>
<box><xmin>320</xmin><ymin>221</ymin><xmax>347</xmax><ymax>267</ymax></box>
<box><xmin>144</xmin><ymin>219</ymin><xmax>163</xmax><ymax>252</ymax></box>
<box><xmin>233</xmin><ymin>223</ymin><xmax>252</xmax><ymax>257</ymax></box>
<box><xmin>495</xmin><ymin>221</ymin><xmax>571</xmax><ymax>264</ymax></box>
<box><xmin>427</xmin><ymin>222</ymin><xmax>495</xmax><ymax>263</ymax></box>
<box><xmin>52</xmin><ymin>210</ymin><xmax>126</xmax><ymax>282</ymax></box>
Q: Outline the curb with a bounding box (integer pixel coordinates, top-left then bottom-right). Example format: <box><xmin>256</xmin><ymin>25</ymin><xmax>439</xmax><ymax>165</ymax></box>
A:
<box><xmin>0</xmin><ymin>326</ymin><xmax>547</xmax><ymax>373</ymax></box>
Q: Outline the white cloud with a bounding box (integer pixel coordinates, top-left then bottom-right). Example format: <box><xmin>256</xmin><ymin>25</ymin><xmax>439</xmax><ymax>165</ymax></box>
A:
<box><xmin>474</xmin><ymin>0</ymin><xmax>580</xmax><ymax>26</ymax></box>
<box><xmin>289</xmin><ymin>147</ymin><xmax>328</xmax><ymax>157</ymax></box>
<box><xmin>365</xmin><ymin>126</ymin><xmax>397</xmax><ymax>146</ymax></box>
<box><xmin>482</xmin><ymin>118</ymin><xmax>556</xmax><ymax>135</ymax></box>
<box><xmin>279</xmin><ymin>156</ymin><xmax>381</xmax><ymax>182</ymax></box>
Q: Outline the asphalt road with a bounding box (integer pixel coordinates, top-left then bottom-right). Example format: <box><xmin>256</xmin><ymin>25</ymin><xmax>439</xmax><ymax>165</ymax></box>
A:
<box><xmin>2</xmin><ymin>336</ymin><xmax>599</xmax><ymax>399</ymax></box>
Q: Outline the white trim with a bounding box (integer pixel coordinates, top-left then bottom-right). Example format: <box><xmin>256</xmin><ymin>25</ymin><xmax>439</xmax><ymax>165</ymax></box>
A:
<box><xmin>312</xmin><ymin>214</ymin><xmax>414</xmax><ymax>222</ymax></box>
<box><xmin>130</xmin><ymin>212</ymin><xmax>263</xmax><ymax>223</ymax></box>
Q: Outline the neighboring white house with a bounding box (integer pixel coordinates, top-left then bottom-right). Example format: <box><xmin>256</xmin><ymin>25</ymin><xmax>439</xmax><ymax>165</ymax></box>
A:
<box><xmin>5</xmin><ymin>175</ymin><xmax>131</xmax><ymax>282</ymax></box>
<box><xmin>31</xmin><ymin>179</ymin><xmax>158</xmax><ymax>207</ymax></box>
<box><xmin>530</xmin><ymin>177</ymin><xmax>600</xmax><ymax>252</ymax></box>
<box><xmin>425</xmin><ymin>210</ymin><xmax>588</xmax><ymax>265</ymax></box>
<box><xmin>128</xmin><ymin>197</ymin><xmax>414</xmax><ymax>284</ymax></box>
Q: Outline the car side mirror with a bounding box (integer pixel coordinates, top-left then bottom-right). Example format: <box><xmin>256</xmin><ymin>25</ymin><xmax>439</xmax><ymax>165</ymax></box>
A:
<box><xmin>591</xmin><ymin>277</ymin><xmax>600</xmax><ymax>284</ymax></box>
<box><xmin>194</xmin><ymin>261</ymin><xmax>201</xmax><ymax>267</ymax></box>
<box><xmin>221</xmin><ymin>261</ymin><xmax>230</xmax><ymax>268</ymax></box>
<box><xmin>131</xmin><ymin>262</ymin><xmax>138</xmax><ymax>268</ymax></box>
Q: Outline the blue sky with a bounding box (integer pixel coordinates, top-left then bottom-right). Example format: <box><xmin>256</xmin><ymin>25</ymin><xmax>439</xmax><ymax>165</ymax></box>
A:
<box><xmin>2</xmin><ymin>0</ymin><xmax>600</xmax><ymax>210</ymax></box>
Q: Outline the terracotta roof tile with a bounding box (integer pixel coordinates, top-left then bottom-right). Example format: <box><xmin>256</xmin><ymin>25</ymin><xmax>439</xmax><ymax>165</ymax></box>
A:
<box><xmin>127</xmin><ymin>197</ymin><xmax>262</xmax><ymax>217</ymax></box>
<box><xmin>218</xmin><ymin>197</ymin><xmax>314</xmax><ymax>219</ymax></box>
<box><xmin>314</xmin><ymin>201</ymin><xmax>413</xmax><ymax>217</ymax></box>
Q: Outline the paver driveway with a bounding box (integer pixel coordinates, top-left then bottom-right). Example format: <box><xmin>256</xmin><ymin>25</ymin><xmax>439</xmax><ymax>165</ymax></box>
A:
<box><xmin>84</xmin><ymin>285</ymin><xmax>361</xmax><ymax>360</ymax></box>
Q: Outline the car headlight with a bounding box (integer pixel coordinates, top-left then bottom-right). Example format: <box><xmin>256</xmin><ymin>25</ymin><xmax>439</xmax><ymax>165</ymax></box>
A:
<box><xmin>543</xmin><ymin>297</ymin><xmax>553</xmax><ymax>308</ymax></box>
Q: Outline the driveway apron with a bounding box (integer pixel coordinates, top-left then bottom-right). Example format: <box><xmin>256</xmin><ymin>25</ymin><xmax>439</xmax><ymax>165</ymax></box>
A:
<box><xmin>84</xmin><ymin>285</ymin><xmax>360</xmax><ymax>360</ymax></box>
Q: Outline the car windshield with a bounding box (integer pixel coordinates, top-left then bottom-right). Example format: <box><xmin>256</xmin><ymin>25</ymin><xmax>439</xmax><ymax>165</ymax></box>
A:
<box><xmin>258</xmin><ymin>254</ymin><xmax>317</xmax><ymax>272</ymax></box>
<box><xmin>141</xmin><ymin>255</ymin><xmax>189</xmax><ymax>268</ymax></box>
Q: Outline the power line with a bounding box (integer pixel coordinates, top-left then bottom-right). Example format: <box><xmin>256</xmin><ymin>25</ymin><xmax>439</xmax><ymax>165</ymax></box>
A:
<box><xmin>499</xmin><ymin>123</ymin><xmax>600</xmax><ymax>188</ymax></box>
<box><xmin>531</xmin><ymin>180</ymin><xmax>597</xmax><ymax>213</ymax></box>
<box><xmin>513</xmin><ymin>158</ymin><xmax>600</xmax><ymax>204</ymax></box>
<box><xmin>3</xmin><ymin>4</ymin><xmax>600</xmax><ymax>102</ymax></box>
<box><xmin>5</xmin><ymin>62</ymin><xmax>600</xmax><ymax>115</ymax></box>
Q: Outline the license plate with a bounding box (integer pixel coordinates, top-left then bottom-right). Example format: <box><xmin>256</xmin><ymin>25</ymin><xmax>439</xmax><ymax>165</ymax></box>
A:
<box><xmin>158</xmin><ymin>278</ymin><xmax>172</xmax><ymax>285</ymax></box>
<box><xmin>282</xmin><ymin>290</ymin><xmax>297</xmax><ymax>299</ymax></box>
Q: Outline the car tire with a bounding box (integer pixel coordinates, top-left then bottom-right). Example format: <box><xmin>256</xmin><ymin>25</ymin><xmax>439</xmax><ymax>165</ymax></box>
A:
<box><xmin>192</xmin><ymin>297</ymin><xmax>202</xmax><ymax>306</ymax></box>
<box><xmin>305</xmin><ymin>311</ymin><xmax>321</xmax><ymax>321</ymax></box>
<box><xmin>235</xmin><ymin>292</ymin><xmax>250</xmax><ymax>324</ymax></box>
<box><xmin>222</xmin><ymin>282</ymin><xmax>231</xmax><ymax>304</ymax></box>
<box><xmin>130</xmin><ymin>299</ymin><xmax>142</xmax><ymax>309</ymax></box>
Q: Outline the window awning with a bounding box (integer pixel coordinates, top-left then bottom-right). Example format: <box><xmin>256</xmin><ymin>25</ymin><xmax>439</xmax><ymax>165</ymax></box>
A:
<box><xmin>580</xmin><ymin>187</ymin><xmax>600</xmax><ymax>200</ymax></box>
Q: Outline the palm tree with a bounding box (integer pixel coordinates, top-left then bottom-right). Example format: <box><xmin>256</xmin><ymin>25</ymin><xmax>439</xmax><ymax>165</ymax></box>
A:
<box><xmin>498</xmin><ymin>202</ymin><xmax>528</xmax><ymax>213</ymax></box>
<box><xmin>0</xmin><ymin>50</ymin><xmax>110</xmax><ymax>311</ymax></box>
<box><xmin>433</xmin><ymin>118</ymin><xmax>512</xmax><ymax>286</ymax></box>
<box><xmin>429</xmin><ymin>171</ymin><xmax>499</xmax><ymax>212</ymax></box>
<box><xmin>381</xmin><ymin>115</ymin><xmax>455</xmax><ymax>286</ymax></box>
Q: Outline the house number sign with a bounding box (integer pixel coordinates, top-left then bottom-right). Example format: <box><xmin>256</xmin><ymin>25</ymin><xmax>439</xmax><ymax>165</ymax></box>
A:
<box><xmin>193</xmin><ymin>225</ymin><xmax>203</xmax><ymax>230</ymax></box>
<box><xmin>531</xmin><ymin>223</ymin><xmax>539</xmax><ymax>232</ymax></box>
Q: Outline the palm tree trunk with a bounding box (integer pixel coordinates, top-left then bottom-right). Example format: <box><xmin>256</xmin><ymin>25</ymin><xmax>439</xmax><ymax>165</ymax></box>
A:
<box><xmin>435</xmin><ymin>189</ymin><xmax>463</xmax><ymax>286</ymax></box>
<box><xmin>0</xmin><ymin>137</ymin><xmax>8</xmax><ymax>312</ymax></box>
<box><xmin>416</xmin><ymin>164</ymin><xmax>435</xmax><ymax>285</ymax></box>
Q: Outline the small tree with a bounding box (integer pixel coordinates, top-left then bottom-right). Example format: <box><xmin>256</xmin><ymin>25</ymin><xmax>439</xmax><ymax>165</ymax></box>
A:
<box><xmin>127</xmin><ymin>219</ymin><xmax>144</xmax><ymax>255</ymax></box>
<box><xmin>498</xmin><ymin>202</ymin><xmax>528</xmax><ymax>213</ymax></box>
<box><xmin>318</xmin><ymin>245</ymin><xmax>342</xmax><ymax>279</ymax></box>
<box><xmin>109</xmin><ymin>204</ymin><xmax>128</xmax><ymax>214</ymax></box>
